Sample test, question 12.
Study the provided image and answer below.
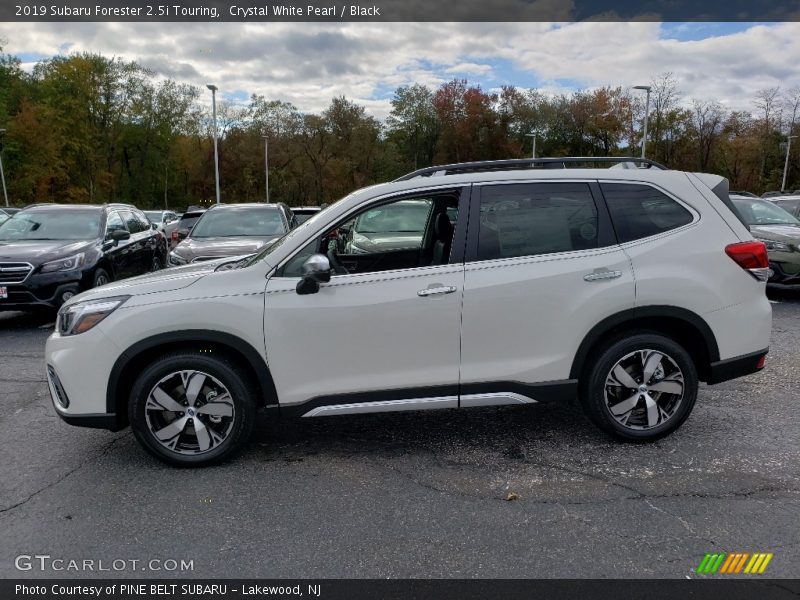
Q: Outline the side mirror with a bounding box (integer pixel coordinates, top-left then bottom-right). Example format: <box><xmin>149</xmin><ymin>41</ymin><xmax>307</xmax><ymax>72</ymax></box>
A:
<box><xmin>152</xmin><ymin>223</ymin><xmax>158</xmax><ymax>230</ymax></box>
<box><xmin>296</xmin><ymin>254</ymin><xmax>332</xmax><ymax>295</ymax></box>
<box><xmin>111</xmin><ymin>229</ymin><xmax>131</xmax><ymax>241</ymax></box>
<box><xmin>177</xmin><ymin>229</ymin><xmax>189</xmax><ymax>241</ymax></box>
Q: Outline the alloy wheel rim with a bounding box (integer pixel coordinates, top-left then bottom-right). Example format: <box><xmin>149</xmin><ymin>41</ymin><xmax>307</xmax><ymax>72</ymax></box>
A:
<box><xmin>603</xmin><ymin>349</ymin><xmax>685</xmax><ymax>430</ymax></box>
<box><xmin>96</xmin><ymin>274</ymin><xmax>108</xmax><ymax>286</ymax></box>
<box><xmin>144</xmin><ymin>370</ymin><xmax>236</xmax><ymax>455</ymax></box>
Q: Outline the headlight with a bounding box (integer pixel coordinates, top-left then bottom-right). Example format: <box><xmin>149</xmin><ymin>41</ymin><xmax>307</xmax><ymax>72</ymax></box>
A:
<box><xmin>40</xmin><ymin>252</ymin><xmax>86</xmax><ymax>273</ymax></box>
<box><xmin>57</xmin><ymin>296</ymin><xmax>129</xmax><ymax>336</ymax></box>
<box><xmin>168</xmin><ymin>251</ymin><xmax>187</xmax><ymax>266</ymax></box>
<box><xmin>755</xmin><ymin>238</ymin><xmax>791</xmax><ymax>252</ymax></box>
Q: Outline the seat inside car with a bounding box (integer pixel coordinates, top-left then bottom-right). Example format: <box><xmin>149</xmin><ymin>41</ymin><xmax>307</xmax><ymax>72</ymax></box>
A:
<box><xmin>431</xmin><ymin>212</ymin><xmax>454</xmax><ymax>265</ymax></box>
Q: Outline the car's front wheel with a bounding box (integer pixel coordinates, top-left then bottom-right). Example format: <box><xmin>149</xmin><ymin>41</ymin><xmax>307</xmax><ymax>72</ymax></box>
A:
<box><xmin>129</xmin><ymin>353</ymin><xmax>257</xmax><ymax>466</ymax></box>
<box><xmin>580</xmin><ymin>332</ymin><xmax>698</xmax><ymax>441</ymax></box>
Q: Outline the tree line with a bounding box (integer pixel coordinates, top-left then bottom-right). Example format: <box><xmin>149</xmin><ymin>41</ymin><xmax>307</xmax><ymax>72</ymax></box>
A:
<box><xmin>1</xmin><ymin>48</ymin><xmax>799</xmax><ymax>209</ymax></box>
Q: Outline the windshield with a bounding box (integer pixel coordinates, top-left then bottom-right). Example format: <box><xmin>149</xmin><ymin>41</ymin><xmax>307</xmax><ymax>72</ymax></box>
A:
<box><xmin>354</xmin><ymin>201</ymin><xmax>431</xmax><ymax>234</ymax></box>
<box><xmin>143</xmin><ymin>211</ymin><xmax>162</xmax><ymax>222</ymax></box>
<box><xmin>190</xmin><ymin>207</ymin><xmax>287</xmax><ymax>238</ymax></box>
<box><xmin>732</xmin><ymin>198</ymin><xmax>800</xmax><ymax>227</ymax></box>
<box><xmin>0</xmin><ymin>209</ymin><xmax>102</xmax><ymax>241</ymax></box>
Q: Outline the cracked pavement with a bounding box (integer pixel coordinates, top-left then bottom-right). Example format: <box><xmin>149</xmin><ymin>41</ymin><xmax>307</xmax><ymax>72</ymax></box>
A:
<box><xmin>0</xmin><ymin>290</ymin><xmax>799</xmax><ymax>578</ymax></box>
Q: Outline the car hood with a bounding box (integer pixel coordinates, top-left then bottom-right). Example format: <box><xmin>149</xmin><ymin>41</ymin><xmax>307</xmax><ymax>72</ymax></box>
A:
<box><xmin>62</xmin><ymin>258</ymin><xmax>232</xmax><ymax>307</ymax></box>
<box><xmin>750</xmin><ymin>224</ymin><xmax>800</xmax><ymax>243</ymax></box>
<box><xmin>172</xmin><ymin>236</ymin><xmax>278</xmax><ymax>261</ymax></box>
<box><xmin>0</xmin><ymin>239</ymin><xmax>94</xmax><ymax>265</ymax></box>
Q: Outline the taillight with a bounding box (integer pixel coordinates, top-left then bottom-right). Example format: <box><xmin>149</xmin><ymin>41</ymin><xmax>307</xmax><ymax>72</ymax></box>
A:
<box><xmin>171</xmin><ymin>230</ymin><xmax>178</xmax><ymax>241</ymax></box>
<box><xmin>756</xmin><ymin>354</ymin><xmax>767</xmax><ymax>370</ymax></box>
<box><xmin>725</xmin><ymin>241</ymin><xmax>770</xmax><ymax>281</ymax></box>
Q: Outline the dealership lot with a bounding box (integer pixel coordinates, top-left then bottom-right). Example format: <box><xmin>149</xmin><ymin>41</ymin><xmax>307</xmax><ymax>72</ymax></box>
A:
<box><xmin>1</xmin><ymin>291</ymin><xmax>799</xmax><ymax>578</ymax></box>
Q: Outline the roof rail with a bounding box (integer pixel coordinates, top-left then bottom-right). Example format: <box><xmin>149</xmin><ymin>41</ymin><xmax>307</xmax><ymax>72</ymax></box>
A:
<box><xmin>394</xmin><ymin>157</ymin><xmax>667</xmax><ymax>181</ymax></box>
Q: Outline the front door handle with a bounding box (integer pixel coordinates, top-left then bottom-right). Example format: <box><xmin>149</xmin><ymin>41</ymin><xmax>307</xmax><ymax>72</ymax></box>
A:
<box><xmin>417</xmin><ymin>285</ymin><xmax>457</xmax><ymax>297</ymax></box>
<box><xmin>584</xmin><ymin>269</ymin><xmax>623</xmax><ymax>282</ymax></box>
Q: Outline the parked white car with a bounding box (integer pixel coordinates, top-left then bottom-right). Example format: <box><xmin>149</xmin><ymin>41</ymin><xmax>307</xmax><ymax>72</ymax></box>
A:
<box><xmin>46</xmin><ymin>157</ymin><xmax>772</xmax><ymax>466</ymax></box>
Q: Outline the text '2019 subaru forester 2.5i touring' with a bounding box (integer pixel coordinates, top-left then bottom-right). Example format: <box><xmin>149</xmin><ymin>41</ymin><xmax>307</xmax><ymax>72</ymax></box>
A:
<box><xmin>46</xmin><ymin>158</ymin><xmax>771</xmax><ymax>466</ymax></box>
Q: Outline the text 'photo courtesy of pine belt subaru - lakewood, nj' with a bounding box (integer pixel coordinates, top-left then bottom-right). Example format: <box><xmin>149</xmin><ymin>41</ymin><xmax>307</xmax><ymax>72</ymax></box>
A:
<box><xmin>45</xmin><ymin>158</ymin><xmax>772</xmax><ymax>466</ymax></box>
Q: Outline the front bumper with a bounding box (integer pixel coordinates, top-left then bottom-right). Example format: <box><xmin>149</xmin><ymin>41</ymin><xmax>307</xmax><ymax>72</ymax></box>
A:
<box><xmin>768</xmin><ymin>260</ymin><xmax>800</xmax><ymax>285</ymax></box>
<box><xmin>0</xmin><ymin>270</ymin><xmax>91</xmax><ymax>310</ymax></box>
<box><xmin>46</xmin><ymin>324</ymin><xmax>125</xmax><ymax>430</ymax></box>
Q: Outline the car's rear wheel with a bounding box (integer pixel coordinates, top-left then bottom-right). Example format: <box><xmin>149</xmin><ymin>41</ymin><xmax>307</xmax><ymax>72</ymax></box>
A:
<box><xmin>579</xmin><ymin>332</ymin><xmax>698</xmax><ymax>441</ymax></box>
<box><xmin>151</xmin><ymin>255</ymin><xmax>163</xmax><ymax>271</ymax></box>
<box><xmin>128</xmin><ymin>353</ymin><xmax>256</xmax><ymax>466</ymax></box>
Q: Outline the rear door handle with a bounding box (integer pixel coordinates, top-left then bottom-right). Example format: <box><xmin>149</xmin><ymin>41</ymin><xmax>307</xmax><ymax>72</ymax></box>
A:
<box><xmin>418</xmin><ymin>285</ymin><xmax>457</xmax><ymax>297</ymax></box>
<box><xmin>584</xmin><ymin>269</ymin><xmax>622</xmax><ymax>282</ymax></box>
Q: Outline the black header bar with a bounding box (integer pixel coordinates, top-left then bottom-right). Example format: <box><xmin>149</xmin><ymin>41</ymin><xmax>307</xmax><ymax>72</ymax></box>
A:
<box><xmin>1</xmin><ymin>0</ymin><xmax>799</xmax><ymax>22</ymax></box>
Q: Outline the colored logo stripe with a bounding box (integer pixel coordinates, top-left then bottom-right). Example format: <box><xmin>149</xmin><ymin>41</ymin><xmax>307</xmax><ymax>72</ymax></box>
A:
<box><xmin>697</xmin><ymin>552</ymin><xmax>773</xmax><ymax>574</ymax></box>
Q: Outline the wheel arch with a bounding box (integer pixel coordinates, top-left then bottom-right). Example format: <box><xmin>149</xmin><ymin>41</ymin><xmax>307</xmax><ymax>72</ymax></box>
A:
<box><xmin>107</xmin><ymin>330</ymin><xmax>278</xmax><ymax>428</ymax></box>
<box><xmin>569</xmin><ymin>306</ymin><xmax>720</xmax><ymax>383</ymax></box>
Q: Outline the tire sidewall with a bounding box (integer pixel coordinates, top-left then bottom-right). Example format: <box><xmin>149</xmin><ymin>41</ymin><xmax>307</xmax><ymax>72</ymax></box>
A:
<box><xmin>93</xmin><ymin>268</ymin><xmax>111</xmax><ymax>288</ymax></box>
<box><xmin>129</xmin><ymin>353</ymin><xmax>256</xmax><ymax>466</ymax></box>
<box><xmin>582</xmin><ymin>333</ymin><xmax>698</xmax><ymax>441</ymax></box>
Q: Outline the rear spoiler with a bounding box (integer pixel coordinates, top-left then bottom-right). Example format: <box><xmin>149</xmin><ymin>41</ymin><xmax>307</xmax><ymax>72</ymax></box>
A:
<box><xmin>693</xmin><ymin>173</ymin><xmax>749</xmax><ymax>229</ymax></box>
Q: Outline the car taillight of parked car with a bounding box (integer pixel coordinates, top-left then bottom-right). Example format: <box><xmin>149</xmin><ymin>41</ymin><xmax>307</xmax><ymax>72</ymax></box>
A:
<box><xmin>725</xmin><ymin>240</ymin><xmax>770</xmax><ymax>281</ymax></box>
<box><xmin>171</xmin><ymin>230</ymin><xmax>179</xmax><ymax>242</ymax></box>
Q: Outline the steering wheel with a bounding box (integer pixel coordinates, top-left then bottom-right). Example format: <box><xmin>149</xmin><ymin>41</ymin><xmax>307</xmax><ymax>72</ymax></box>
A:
<box><xmin>326</xmin><ymin>244</ymin><xmax>349</xmax><ymax>275</ymax></box>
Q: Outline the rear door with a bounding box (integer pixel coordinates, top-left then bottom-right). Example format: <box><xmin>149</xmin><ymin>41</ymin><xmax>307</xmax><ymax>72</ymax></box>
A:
<box><xmin>459</xmin><ymin>181</ymin><xmax>635</xmax><ymax>401</ymax></box>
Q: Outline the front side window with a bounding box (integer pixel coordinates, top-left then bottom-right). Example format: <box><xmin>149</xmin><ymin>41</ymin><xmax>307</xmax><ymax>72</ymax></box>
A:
<box><xmin>105</xmin><ymin>212</ymin><xmax>127</xmax><ymax>235</ymax></box>
<box><xmin>120</xmin><ymin>210</ymin><xmax>146</xmax><ymax>234</ymax></box>
<box><xmin>280</xmin><ymin>193</ymin><xmax>458</xmax><ymax>277</ymax></box>
<box><xmin>476</xmin><ymin>183</ymin><xmax>598</xmax><ymax>261</ymax></box>
<box><xmin>601</xmin><ymin>183</ymin><xmax>693</xmax><ymax>243</ymax></box>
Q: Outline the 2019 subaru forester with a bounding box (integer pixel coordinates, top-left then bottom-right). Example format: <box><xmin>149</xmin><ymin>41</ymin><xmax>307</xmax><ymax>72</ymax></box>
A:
<box><xmin>45</xmin><ymin>158</ymin><xmax>771</xmax><ymax>466</ymax></box>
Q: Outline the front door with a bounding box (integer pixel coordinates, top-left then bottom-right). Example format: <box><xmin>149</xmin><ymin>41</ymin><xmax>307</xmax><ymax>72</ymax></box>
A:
<box><xmin>263</xmin><ymin>188</ymin><xmax>468</xmax><ymax>412</ymax></box>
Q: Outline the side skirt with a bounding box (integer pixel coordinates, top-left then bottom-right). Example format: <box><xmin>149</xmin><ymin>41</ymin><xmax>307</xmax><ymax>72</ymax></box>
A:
<box><xmin>288</xmin><ymin>380</ymin><xmax>577</xmax><ymax>418</ymax></box>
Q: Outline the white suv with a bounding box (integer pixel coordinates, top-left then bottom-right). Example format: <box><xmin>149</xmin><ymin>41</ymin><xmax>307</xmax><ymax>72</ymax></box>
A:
<box><xmin>46</xmin><ymin>158</ymin><xmax>772</xmax><ymax>466</ymax></box>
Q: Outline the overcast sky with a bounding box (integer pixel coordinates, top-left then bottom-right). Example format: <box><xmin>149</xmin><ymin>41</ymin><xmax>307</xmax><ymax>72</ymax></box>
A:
<box><xmin>1</xmin><ymin>21</ymin><xmax>797</xmax><ymax>119</ymax></box>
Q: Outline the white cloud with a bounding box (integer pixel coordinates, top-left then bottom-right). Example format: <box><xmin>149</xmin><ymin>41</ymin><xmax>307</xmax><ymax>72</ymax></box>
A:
<box><xmin>1</xmin><ymin>21</ymin><xmax>798</xmax><ymax>121</ymax></box>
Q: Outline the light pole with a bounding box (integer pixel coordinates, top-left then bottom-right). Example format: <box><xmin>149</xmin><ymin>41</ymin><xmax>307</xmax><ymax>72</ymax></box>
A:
<box><xmin>782</xmin><ymin>135</ymin><xmax>798</xmax><ymax>192</ymax></box>
<box><xmin>268</xmin><ymin>135</ymin><xmax>269</xmax><ymax>204</ymax></box>
<box><xmin>0</xmin><ymin>129</ymin><xmax>8</xmax><ymax>207</ymax></box>
<box><xmin>633</xmin><ymin>85</ymin><xmax>652</xmax><ymax>159</ymax></box>
<box><xmin>525</xmin><ymin>130</ymin><xmax>537</xmax><ymax>158</ymax></box>
<box><xmin>206</xmin><ymin>84</ymin><xmax>220</xmax><ymax>204</ymax></box>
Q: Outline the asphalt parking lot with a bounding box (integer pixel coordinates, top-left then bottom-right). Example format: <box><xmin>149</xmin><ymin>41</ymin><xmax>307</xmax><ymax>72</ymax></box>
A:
<box><xmin>1</xmin><ymin>291</ymin><xmax>799</xmax><ymax>579</ymax></box>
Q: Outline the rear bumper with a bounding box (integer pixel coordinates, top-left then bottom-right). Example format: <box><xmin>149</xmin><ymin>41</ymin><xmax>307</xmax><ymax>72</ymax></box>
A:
<box><xmin>706</xmin><ymin>348</ymin><xmax>768</xmax><ymax>384</ymax></box>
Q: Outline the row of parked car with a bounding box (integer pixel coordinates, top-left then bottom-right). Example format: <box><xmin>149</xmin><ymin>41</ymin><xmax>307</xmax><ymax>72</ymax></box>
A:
<box><xmin>728</xmin><ymin>193</ymin><xmax>800</xmax><ymax>286</ymax></box>
<box><xmin>0</xmin><ymin>202</ymin><xmax>321</xmax><ymax>311</ymax></box>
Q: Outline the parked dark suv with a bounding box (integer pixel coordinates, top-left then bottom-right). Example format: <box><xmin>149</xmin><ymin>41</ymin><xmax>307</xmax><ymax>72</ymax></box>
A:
<box><xmin>0</xmin><ymin>203</ymin><xmax>167</xmax><ymax>310</ymax></box>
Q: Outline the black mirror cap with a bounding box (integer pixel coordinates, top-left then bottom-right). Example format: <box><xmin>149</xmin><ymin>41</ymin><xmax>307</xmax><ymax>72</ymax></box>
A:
<box><xmin>112</xmin><ymin>230</ymin><xmax>131</xmax><ymax>241</ymax></box>
<box><xmin>296</xmin><ymin>277</ymin><xmax>320</xmax><ymax>295</ymax></box>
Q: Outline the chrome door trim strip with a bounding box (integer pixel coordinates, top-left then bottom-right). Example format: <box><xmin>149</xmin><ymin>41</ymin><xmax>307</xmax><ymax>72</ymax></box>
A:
<box><xmin>460</xmin><ymin>392</ymin><xmax>538</xmax><ymax>408</ymax></box>
<box><xmin>301</xmin><ymin>396</ymin><xmax>458</xmax><ymax>417</ymax></box>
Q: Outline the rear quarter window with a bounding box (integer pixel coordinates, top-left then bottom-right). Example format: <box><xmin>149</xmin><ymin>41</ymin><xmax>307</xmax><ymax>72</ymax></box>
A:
<box><xmin>601</xmin><ymin>183</ymin><xmax>693</xmax><ymax>243</ymax></box>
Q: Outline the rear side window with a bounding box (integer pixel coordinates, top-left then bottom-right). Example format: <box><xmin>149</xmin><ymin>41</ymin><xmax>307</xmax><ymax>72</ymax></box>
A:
<box><xmin>476</xmin><ymin>183</ymin><xmax>598</xmax><ymax>261</ymax></box>
<box><xmin>601</xmin><ymin>183</ymin><xmax>693</xmax><ymax>243</ymax></box>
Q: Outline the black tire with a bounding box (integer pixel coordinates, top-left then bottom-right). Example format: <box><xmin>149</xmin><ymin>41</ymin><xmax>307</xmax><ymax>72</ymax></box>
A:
<box><xmin>151</xmin><ymin>255</ymin><xmax>163</xmax><ymax>272</ymax></box>
<box><xmin>579</xmin><ymin>332</ymin><xmax>698</xmax><ymax>442</ymax></box>
<box><xmin>92</xmin><ymin>267</ymin><xmax>112</xmax><ymax>288</ymax></box>
<box><xmin>128</xmin><ymin>352</ymin><xmax>257</xmax><ymax>467</ymax></box>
